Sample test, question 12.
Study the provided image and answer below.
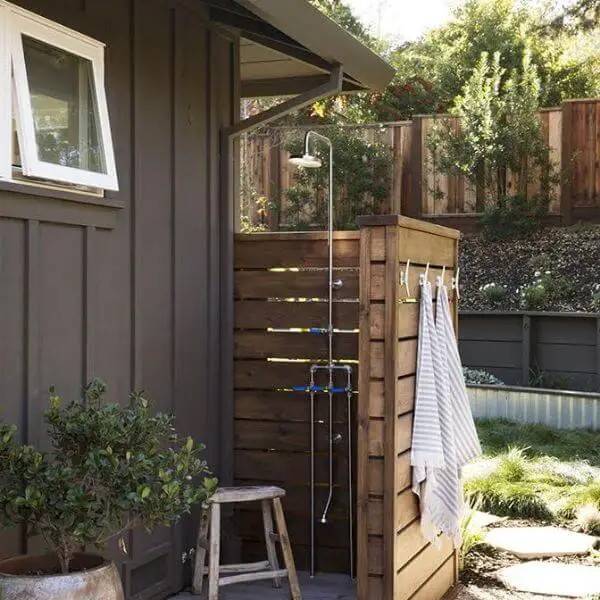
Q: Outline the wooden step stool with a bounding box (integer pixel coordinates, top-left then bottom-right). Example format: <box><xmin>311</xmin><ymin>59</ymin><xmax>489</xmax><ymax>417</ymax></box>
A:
<box><xmin>192</xmin><ymin>485</ymin><xmax>302</xmax><ymax>599</ymax></box>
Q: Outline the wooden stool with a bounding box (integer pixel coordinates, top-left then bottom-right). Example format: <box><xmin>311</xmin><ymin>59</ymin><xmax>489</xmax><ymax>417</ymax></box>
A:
<box><xmin>193</xmin><ymin>485</ymin><xmax>302</xmax><ymax>600</ymax></box>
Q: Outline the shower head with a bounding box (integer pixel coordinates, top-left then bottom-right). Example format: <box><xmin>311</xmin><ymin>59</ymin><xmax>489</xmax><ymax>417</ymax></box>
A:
<box><xmin>289</xmin><ymin>153</ymin><xmax>322</xmax><ymax>168</ymax></box>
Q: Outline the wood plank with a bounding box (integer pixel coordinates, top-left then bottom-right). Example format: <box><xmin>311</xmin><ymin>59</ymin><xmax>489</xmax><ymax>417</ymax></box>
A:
<box><xmin>370</xmin><ymin>263</ymin><xmax>454</xmax><ymax>301</ymax></box>
<box><xmin>235</xmin><ymin>390</ymin><xmax>350</xmax><ymax>423</ymax></box>
<box><xmin>398</xmin><ymin>227</ymin><xmax>456</xmax><ymax>266</ymax></box>
<box><xmin>369</xmin><ymin>339</ymin><xmax>418</xmax><ymax>379</ymax></box>
<box><xmin>235</xmin><ymin>269</ymin><xmax>359</xmax><ymax>300</ymax></box>
<box><xmin>370</xmin><ymin>227</ymin><xmax>386</xmax><ymax>261</ymax></box>
<box><xmin>383</xmin><ymin>224</ymin><xmax>399</xmax><ymax>600</ymax></box>
<box><xmin>368</xmin><ymin>413</ymin><xmax>413</xmax><ymax>457</ymax></box>
<box><xmin>234</xmin><ymin>331</ymin><xmax>358</xmax><ymax>359</ymax></box>
<box><xmin>234</xmin><ymin>449</ymin><xmax>349</xmax><ymax>484</ymax></box>
<box><xmin>369</xmin><ymin>375</ymin><xmax>414</xmax><ymax>419</ymax></box>
<box><xmin>395</xmin><ymin>519</ymin><xmax>429</xmax><ymax>571</ymax></box>
<box><xmin>235</xmin><ymin>300</ymin><xmax>359</xmax><ymax>330</ymax></box>
<box><xmin>236</xmin><ymin>509</ymin><xmax>350</xmax><ymax>548</ymax></box>
<box><xmin>232</xmin><ymin>482</ymin><xmax>350</xmax><ymax>515</ymax></box>
<box><xmin>408</xmin><ymin>555</ymin><xmax>456</xmax><ymax>600</ymax></box>
<box><xmin>368</xmin><ymin>575</ymin><xmax>383</xmax><ymax>599</ymax></box>
<box><xmin>240</xmin><ymin>540</ymin><xmax>350</xmax><ymax>574</ymax></box>
<box><xmin>357</xmin><ymin>226</ymin><xmax>372</xmax><ymax>600</ymax></box>
<box><xmin>234</xmin><ymin>236</ymin><xmax>360</xmax><ymax>268</ymax></box>
<box><xmin>234</xmin><ymin>359</ymin><xmax>352</xmax><ymax>390</ymax></box>
<box><xmin>234</xmin><ymin>420</ymin><xmax>348</xmax><ymax>453</ymax></box>
<box><xmin>368</xmin><ymin>451</ymin><xmax>411</xmax><ymax>496</ymax></box>
<box><xmin>367</xmin><ymin>536</ymin><xmax>383</xmax><ymax>575</ymax></box>
<box><xmin>396</xmin><ymin>536</ymin><xmax>454</xmax><ymax>600</ymax></box>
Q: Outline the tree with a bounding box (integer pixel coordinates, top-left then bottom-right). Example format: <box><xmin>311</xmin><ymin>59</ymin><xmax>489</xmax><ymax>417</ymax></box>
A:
<box><xmin>384</xmin><ymin>0</ymin><xmax>600</xmax><ymax>116</ymax></box>
<box><xmin>430</xmin><ymin>49</ymin><xmax>553</xmax><ymax>202</ymax></box>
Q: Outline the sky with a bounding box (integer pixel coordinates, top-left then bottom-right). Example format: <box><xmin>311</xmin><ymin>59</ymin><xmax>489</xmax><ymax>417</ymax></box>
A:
<box><xmin>344</xmin><ymin>0</ymin><xmax>461</xmax><ymax>42</ymax></box>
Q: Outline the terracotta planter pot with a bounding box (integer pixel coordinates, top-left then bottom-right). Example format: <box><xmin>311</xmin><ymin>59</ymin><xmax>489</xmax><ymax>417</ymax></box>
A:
<box><xmin>0</xmin><ymin>553</ymin><xmax>124</xmax><ymax>600</ymax></box>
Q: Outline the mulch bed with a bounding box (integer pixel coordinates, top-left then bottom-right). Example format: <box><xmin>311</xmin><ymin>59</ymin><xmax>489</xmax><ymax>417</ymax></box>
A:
<box><xmin>460</xmin><ymin>225</ymin><xmax>600</xmax><ymax>313</ymax></box>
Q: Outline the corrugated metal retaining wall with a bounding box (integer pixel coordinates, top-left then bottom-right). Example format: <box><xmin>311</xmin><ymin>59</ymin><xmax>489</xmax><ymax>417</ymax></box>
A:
<box><xmin>468</xmin><ymin>385</ymin><xmax>600</xmax><ymax>430</ymax></box>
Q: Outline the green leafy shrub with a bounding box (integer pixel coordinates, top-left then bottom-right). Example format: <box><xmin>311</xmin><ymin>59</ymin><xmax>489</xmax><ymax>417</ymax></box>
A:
<box><xmin>479</xmin><ymin>282</ymin><xmax>507</xmax><ymax>304</ymax></box>
<box><xmin>0</xmin><ymin>379</ymin><xmax>217</xmax><ymax>574</ymax></box>
<box><xmin>282</xmin><ymin>126</ymin><xmax>393</xmax><ymax>230</ymax></box>
<box><xmin>481</xmin><ymin>194</ymin><xmax>549</xmax><ymax>240</ymax></box>
<box><xmin>459</xmin><ymin>499</ymin><xmax>485</xmax><ymax>571</ymax></box>
<box><xmin>463</xmin><ymin>367</ymin><xmax>504</xmax><ymax>385</ymax></box>
<box><xmin>592</xmin><ymin>283</ymin><xmax>600</xmax><ymax>312</ymax></box>
<box><xmin>518</xmin><ymin>269</ymin><xmax>575</xmax><ymax>310</ymax></box>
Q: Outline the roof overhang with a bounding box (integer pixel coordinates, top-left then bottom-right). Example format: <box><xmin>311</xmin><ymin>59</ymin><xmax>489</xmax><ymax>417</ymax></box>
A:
<box><xmin>209</xmin><ymin>0</ymin><xmax>395</xmax><ymax>97</ymax></box>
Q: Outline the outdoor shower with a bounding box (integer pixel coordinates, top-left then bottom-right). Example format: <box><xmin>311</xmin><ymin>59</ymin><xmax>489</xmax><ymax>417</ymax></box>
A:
<box><xmin>289</xmin><ymin>131</ymin><xmax>355</xmax><ymax>580</ymax></box>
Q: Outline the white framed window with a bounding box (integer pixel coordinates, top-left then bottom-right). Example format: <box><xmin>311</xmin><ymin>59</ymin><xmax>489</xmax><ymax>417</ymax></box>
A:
<box><xmin>0</xmin><ymin>1</ymin><xmax>118</xmax><ymax>192</ymax></box>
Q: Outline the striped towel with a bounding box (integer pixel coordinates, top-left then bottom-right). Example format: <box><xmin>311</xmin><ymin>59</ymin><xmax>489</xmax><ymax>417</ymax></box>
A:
<box><xmin>411</xmin><ymin>279</ymin><xmax>445</xmax><ymax>541</ymax></box>
<box><xmin>423</xmin><ymin>282</ymin><xmax>481</xmax><ymax>546</ymax></box>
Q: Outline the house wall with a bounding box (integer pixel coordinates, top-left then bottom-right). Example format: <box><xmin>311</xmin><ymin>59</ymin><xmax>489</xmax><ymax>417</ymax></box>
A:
<box><xmin>0</xmin><ymin>1</ymin><xmax>238</xmax><ymax>598</ymax></box>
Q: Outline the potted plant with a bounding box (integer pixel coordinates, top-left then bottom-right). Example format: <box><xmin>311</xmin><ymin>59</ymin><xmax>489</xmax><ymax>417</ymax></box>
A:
<box><xmin>0</xmin><ymin>379</ymin><xmax>217</xmax><ymax>600</ymax></box>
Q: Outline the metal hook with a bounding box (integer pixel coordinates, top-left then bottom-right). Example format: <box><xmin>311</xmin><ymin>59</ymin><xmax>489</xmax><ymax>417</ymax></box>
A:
<box><xmin>420</xmin><ymin>262</ymin><xmax>430</xmax><ymax>286</ymax></box>
<box><xmin>452</xmin><ymin>266</ymin><xmax>460</xmax><ymax>300</ymax></box>
<box><xmin>400</xmin><ymin>259</ymin><xmax>411</xmax><ymax>297</ymax></box>
<box><xmin>440</xmin><ymin>265</ymin><xmax>446</xmax><ymax>286</ymax></box>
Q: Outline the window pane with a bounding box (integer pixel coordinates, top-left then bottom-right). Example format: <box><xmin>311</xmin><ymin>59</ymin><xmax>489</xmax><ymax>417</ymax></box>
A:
<box><xmin>22</xmin><ymin>35</ymin><xmax>106</xmax><ymax>173</ymax></box>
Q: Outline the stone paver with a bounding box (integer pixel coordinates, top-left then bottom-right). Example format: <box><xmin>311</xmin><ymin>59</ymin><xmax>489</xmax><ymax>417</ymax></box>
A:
<box><xmin>496</xmin><ymin>561</ymin><xmax>600</xmax><ymax>598</ymax></box>
<box><xmin>485</xmin><ymin>526</ymin><xmax>597</xmax><ymax>558</ymax></box>
<box><xmin>469</xmin><ymin>511</ymin><xmax>508</xmax><ymax>529</ymax></box>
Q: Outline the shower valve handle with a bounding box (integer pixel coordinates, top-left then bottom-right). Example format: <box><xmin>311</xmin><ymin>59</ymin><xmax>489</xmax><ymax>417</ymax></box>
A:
<box><xmin>331</xmin><ymin>279</ymin><xmax>343</xmax><ymax>290</ymax></box>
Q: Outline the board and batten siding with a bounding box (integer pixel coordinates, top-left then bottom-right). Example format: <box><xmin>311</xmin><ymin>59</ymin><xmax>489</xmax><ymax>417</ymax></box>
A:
<box><xmin>0</xmin><ymin>1</ymin><xmax>238</xmax><ymax>599</ymax></box>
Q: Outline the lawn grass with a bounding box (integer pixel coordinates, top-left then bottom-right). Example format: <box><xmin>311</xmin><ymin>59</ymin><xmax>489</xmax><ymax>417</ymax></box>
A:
<box><xmin>465</xmin><ymin>420</ymin><xmax>600</xmax><ymax>529</ymax></box>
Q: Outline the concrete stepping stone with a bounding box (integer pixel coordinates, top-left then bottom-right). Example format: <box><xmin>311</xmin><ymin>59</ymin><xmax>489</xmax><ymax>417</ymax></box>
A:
<box><xmin>485</xmin><ymin>526</ymin><xmax>597</xmax><ymax>558</ymax></box>
<box><xmin>497</xmin><ymin>561</ymin><xmax>600</xmax><ymax>598</ymax></box>
<box><xmin>469</xmin><ymin>510</ymin><xmax>508</xmax><ymax>529</ymax></box>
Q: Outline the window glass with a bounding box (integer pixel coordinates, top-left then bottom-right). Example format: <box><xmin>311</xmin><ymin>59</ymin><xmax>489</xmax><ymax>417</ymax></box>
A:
<box><xmin>22</xmin><ymin>35</ymin><xmax>106</xmax><ymax>174</ymax></box>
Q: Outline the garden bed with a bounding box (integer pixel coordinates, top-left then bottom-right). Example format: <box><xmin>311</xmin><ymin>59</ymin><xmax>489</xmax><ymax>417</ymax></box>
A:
<box><xmin>460</xmin><ymin>225</ymin><xmax>600</xmax><ymax>313</ymax></box>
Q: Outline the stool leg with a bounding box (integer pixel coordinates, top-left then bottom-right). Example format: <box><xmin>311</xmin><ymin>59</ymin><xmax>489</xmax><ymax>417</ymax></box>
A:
<box><xmin>272</xmin><ymin>498</ymin><xmax>302</xmax><ymax>600</ymax></box>
<box><xmin>208</xmin><ymin>503</ymin><xmax>221</xmax><ymax>600</ymax></box>
<box><xmin>261</xmin><ymin>499</ymin><xmax>281</xmax><ymax>588</ymax></box>
<box><xmin>192</xmin><ymin>507</ymin><xmax>210</xmax><ymax>595</ymax></box>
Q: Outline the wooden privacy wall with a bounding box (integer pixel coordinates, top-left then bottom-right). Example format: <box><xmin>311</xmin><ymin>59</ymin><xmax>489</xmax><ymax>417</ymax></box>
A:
<box><xmin>234</xmin><ymin>232</ymin><xmax>360</xmax><ymax>573</ymax></box>
<box><xmin>242</xmin><ymin>100</ymin><xmax>600</xmax><ymax>228</ymax></box>
<box><xmin>356</xmin><ymin>215</ymin><xmax>461</xmax><ymax>600</ymax></box>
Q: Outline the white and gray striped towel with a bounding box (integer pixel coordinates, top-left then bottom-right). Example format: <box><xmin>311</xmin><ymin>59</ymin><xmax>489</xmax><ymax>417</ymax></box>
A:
<box><xmin>411</xmin><ymin>279</ymin><xmax>481</xmax><ymax>546</ymax></box>
<box><xmin>411</xmin><ymin>279</ymin><xmax>445</xmax><ymax>541</ymax></box>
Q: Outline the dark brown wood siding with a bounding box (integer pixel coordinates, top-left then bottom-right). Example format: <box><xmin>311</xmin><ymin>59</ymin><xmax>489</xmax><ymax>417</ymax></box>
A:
<box><xmin>0</xmin><ymin>1</ymin><xmax>237</xmax><ymax>598</ymax></box>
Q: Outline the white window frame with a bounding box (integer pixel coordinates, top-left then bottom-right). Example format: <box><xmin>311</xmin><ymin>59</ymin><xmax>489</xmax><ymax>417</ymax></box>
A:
<box><xmin>1</xmin><ymin>1</ymin><xmax>118</xmax><ymax>191</ymax></box>
<box><xmin>0</xmin><ymin>4</ymin><xmax>11</xmax><ymax>181</ymax></box>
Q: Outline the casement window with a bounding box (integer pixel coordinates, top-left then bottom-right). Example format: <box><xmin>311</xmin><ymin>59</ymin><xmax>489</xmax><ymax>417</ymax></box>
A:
<box><xmin>0</xmin><ymin>1</ymin><xmax>118</xmax><ymax>192</ymax></box>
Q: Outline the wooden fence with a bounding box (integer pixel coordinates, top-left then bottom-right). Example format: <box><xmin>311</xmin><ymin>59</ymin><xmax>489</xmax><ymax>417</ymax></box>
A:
<box><xmin>357</xmin><ymin>215</ymin><xmax>460</xmax><ymax>600</ymax></box>
<box><xmin>242</xmin><ymin>99</ymin><xmax>600</xmax><ymax>230</ymax></box>
<box><xmin>233</xmin><ymin>231</ymin><xmax>360</xmax><ymax>574</ymax></box>
<box><xmin>459</xmin><ymin>311</ymin><xmax>600</xmax><ymax>392</ymax></box>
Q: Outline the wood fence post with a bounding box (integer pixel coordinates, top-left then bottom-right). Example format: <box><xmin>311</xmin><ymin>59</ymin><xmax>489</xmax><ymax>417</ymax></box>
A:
<box><xmin>561</xmin><ymin>101</ymin><xmax>574</xmax><ymax>225</ymax></box>
<box><xmin>409</xmin><ymin>117</ymin><xmax>423</xmax><ymax>219</ymax></box>
<box><xmin>268</xmin><ymin>130</ymin><xmax>281</xmax><ymax>231</ymax></box>
<box><xmin>522</xmin><ymin>315</ymin><xmax>531</xmax><ymax>386</ymax></box>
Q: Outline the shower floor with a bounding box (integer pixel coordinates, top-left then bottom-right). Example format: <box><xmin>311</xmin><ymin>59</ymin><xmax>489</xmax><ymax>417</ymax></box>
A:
<box><xmin>171</xmin><ymin>571</ymin><xmax>356</xmax><ymax>599</ymax></box>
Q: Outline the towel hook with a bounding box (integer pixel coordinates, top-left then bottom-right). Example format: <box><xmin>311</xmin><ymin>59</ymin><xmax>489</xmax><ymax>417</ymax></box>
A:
<box><xmin>437</xmin><ymin>265</ymin><xmax>446</xmax><ymax>288</ymax></box>
<box><xmin>452</xmin><ymin>266</ymin><xmax>460</xmax><ymax>300</ymax></box>
<box><xmin>400</xmin><ymin>259</ymin><xmax>411</xmax><ymax>297</ymax></box>
<box><xmin>419</xmin><ymin>262</ymin><xmax>430</xmax><ymax>286</ymax></box>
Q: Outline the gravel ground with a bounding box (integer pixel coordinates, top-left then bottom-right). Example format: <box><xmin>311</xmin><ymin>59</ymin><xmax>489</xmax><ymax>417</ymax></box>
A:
<box><xmin>460</xmin><ymin>225</ymin><xmax>600</xmax><ymax>313</ymax></box>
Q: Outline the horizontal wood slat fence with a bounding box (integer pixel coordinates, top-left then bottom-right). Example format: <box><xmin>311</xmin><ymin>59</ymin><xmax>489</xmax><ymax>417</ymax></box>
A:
<box><xmin>459</xmin><ymin>311</ymin><xmax>600</xmax><ymax>392</ymax></box>
<box><xmin>357</xmin><ymin>215</ymin><xmax>460</xmax><ymax>600</ymax></box>
<box><xmin>233</xmin><ymin>231</ymin><xmax>360</xmax><ymax>574</ymax></box>
<box><xmin>242</xmin><ymin>99</ymin><xmax>600</xmax><ymax>231</ymax></box>
<box><xmin>234</xmin><ymin>217</ymin><xmax>461</xmax><ymax>599</ymax></box>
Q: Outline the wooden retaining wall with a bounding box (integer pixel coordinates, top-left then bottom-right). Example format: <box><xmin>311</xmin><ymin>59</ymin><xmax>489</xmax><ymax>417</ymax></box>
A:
<box><xmin>357</xmin><ymin>215</ymin><xmax>460</xmax><ymax>600</ymax></box>
<box><xmin>233</xmin><ymin>231</ymin><xmax>360</xmax><ymax>573</ymax></box>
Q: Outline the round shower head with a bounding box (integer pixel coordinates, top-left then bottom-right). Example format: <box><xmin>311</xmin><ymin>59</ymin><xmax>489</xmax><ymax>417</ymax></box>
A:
<box><xmin>289</xmin><ymin>153</ymin><xmax>322</xmax><ymax>168</ymax></box>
